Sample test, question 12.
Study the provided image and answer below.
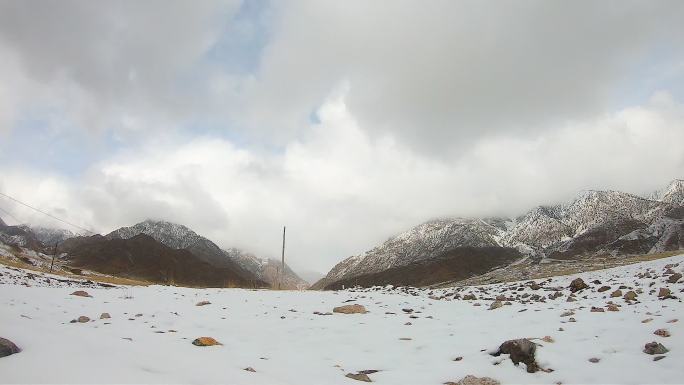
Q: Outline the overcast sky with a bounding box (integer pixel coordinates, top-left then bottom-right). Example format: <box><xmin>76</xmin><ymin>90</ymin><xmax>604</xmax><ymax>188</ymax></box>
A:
<box><xmin>1</xmin><ymin>1</ymin><xmax>683</xmax><ymax>274</ymax></box>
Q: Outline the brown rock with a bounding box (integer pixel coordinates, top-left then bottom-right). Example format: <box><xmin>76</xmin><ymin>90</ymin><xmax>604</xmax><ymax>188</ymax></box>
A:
<box><xmin>606</xmin><ymin>304</ymin><xmax>619</xmax><ymax>312</ymax></box>
<box><xmin>196</xmin><ymin>301</ymin><xmax>211</xmax><ymax>306</ymax></box>
<box><xmin>192</xmin><ymin>337</ymin><xmax>222</xmax><ymax>346</ymax></box>
<box><xmin>588</xmin><ymin>357</ymin><xmax>600</xmax><ymax>363</ymax></box>
<box><xmin>623</xmin><ymin>291</ymin><xmax>637</xmax><ymax>301</ymax></box>
<box><xmin>0</xmin><ymin>337</ymin><xmax>20</xmax><ymax>358</ymax></box>
<box><xmin>667</xmin><ymin>273</ymin><xmax>682</xmax><ymax>283</ymax></box>
<box><xmin>610</xmin><ymin>290</ymin><xmax>622</xmax><ymax>298</ymax></box>
<box><xmin>643</xmin><ymin>341</ymin><xmax>668</xmax><ymax>355</ymax></box>
<box><xmin>243</xmin><ymin>367</ymin><xmax>256</xmax><ymax>372</ymax></box>
<box><xmin>569</xmin><ymin>278</ymin><xmax>589</xmax><ymax>293</ymax></box>
<box><xmin>493</xmin><ymin>338</ymin><xmax>539</xmax><ymax>373</ymax></box>
<box><xmin>654</xmin><ymin>329</ymin><xmax>671</xmax><ymax>337</ymax></box>
<box><xmin>488</xmin><ymin>301</ymin><xmax>503</xmax><ymax>310</ymax></box>
<box><xmin>345</xmin><ymin>373</ymin><xmax>372</xmax><ymax>382</ymax></box>
<box><xmin>590</xmin><ymin>307</ymin><xmax>605</xmax><ymax>313</ymax></box>
<box><xmin>333</xmin><ymin>304</ymin><xmax>367</xmax><ymax>314</ymax></box>
<box><xmin>100</xmin><ymin>313</ymin><xmax>111</xmax><ymax>319</ymax></box>
<box><xmin>77</xmin><ymin>316</ymin><xmax>90</xmax><ymax>323</ymax></box>
<box><xmin>70</xmin><ymin>290</ymin><xmax>91</xmax><ymax>298</ymax></box>
<box><xmin>597</xmin><ymin>286</ymin><xmax>611</xmax><ymax>293</ymax></box>
<box><xmin>658</xmin><ymin>288</ymin><xmax>671</xmax><ymax>298</ymax></box>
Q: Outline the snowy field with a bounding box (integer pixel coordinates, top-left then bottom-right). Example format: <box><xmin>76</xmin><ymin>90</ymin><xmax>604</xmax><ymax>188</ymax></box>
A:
<box><xmin>1</xmin><ymin>255</ymin><xmax>683</xmax><ymax>385</ymax></box>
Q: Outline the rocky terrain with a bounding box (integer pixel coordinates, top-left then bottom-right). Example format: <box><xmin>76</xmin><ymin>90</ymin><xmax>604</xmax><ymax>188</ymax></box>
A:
<box><xmin>315</xmin><ymin>180</ymin><xmax>684</xmax><ymax>289</ymax></box>
<box><xmin>1</xmin><ymin>253</ymin><xmax>682</xmax><ymax>384</ymax></box>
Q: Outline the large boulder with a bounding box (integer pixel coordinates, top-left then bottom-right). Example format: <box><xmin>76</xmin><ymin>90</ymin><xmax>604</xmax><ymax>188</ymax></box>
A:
<box><xmin>0</xmin><ymin>337</ymin><xmax>20</xmax><ymax>358</ymax></box>
<box><xmin>493</xmin><ymin>338</ymin><xmax>539</xmax><ymax>373</ymax></box>
<box><xmin>569</xmin><ymin>278</ymin><xmax>589</xmax><ymax>293</ymax></box>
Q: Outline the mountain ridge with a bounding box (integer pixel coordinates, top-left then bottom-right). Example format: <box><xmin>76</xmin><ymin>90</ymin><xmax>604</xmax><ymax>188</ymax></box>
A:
<box><xmin>314</xmin><ymin>179</ymin><xmax>684</xmax><ymax>289</ymax></box>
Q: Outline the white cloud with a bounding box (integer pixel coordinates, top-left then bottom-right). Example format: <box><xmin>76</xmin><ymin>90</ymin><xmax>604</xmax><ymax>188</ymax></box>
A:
<box><xmin>1</xmin><ymin>88</ymin><xmax>682</xmax><ymax>272</ymax></box>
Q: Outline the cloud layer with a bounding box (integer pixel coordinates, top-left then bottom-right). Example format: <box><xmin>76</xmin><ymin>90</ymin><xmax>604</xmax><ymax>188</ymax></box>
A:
<box><xmin>1</xmin><ymin>1</ymin><xmax>683</xmax><ymax>273</ymax></box>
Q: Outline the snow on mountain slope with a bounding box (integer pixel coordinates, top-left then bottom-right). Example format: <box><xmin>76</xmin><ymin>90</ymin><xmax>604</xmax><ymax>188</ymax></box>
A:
<box><xmin>503</xmin><ymin>206</ymin><xmax>571</xmax><ymax>249</ymax></box>
<box><xmin>322</xmin><ymin>218</ymin><xmax>507</xmax><ymax>283</ymax></box>
<box><xmin>559</xmin><ymin>190</ymin><xmax>664</xmax><ymax>236</ymax></box>
<box><xmin>654</xmin><ymin>179</ymin><xmax>684</xmax><ymax>206</ymax></box>
<box><xmin>109</xmin><ymin>220</ymin><xmax>207</xmax><ymax>250</ymax></box>
<box><xmin>27</xmin><ymin>226</ymin><xmax>77</xmax><ymax>246</ymax></box>
<box><xmin>321</xmin><ymin>180</ymin><xmax>683</xmax><ymax>286</ymax></box>
<box><xmin>1</xmin><ymin>254</ymin><xmax>683</xmax><ymax>384</ymax></box>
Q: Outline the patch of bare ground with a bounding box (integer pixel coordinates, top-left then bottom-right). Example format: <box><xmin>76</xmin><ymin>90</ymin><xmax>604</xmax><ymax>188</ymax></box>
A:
<box><xmin>0</xmin><ymin>253</ymin><xmax>150</xmax><ymax>286</ymax></box>
<box><xmin>434</xmin><ymin>250</ymin><xmax>683</xmax><ymax>288</ymax></box>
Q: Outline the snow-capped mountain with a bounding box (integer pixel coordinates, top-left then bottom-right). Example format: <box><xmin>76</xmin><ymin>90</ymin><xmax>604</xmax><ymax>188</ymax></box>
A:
<box><xmin>28</xmin><ymin>226</ymin><xmax>77</xmax><ymax>246</ymax></box>
<box><xmin>108</xmin><ymin>220</ymin><xmax>308</xmax><ymax>289</ymax></box>
<box><xmin>652</xmin><ymin>179</ymin><xmax>684</xmax><ymax>206</ymax></box>
<box><xmin>226</xmin><ymin>248</ymin><xmax>309</xmax><ymax>290</ymax></box>
<box><xmin>317</xmin><ymin>180</ymin><xmax>684</xmax><ymax>287</ymax></box>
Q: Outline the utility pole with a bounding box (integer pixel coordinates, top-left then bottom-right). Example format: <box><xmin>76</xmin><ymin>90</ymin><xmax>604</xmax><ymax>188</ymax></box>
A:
<box><xmin>280</xmin><ymin>226</ymin><xmax>286</xmax><ymax>290</ymax></box>
<box><xmin>49</xmin><ymin>242</ymin><xmax>58</xmax><ymax>273</ymax></box>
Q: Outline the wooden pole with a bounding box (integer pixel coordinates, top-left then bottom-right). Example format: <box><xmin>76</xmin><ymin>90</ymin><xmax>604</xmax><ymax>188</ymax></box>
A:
<box><xmin>49</xmin><ymin>242</ymin><xmax>58</xmax><ymax>273</ymax></box>
<box><xmin>280</xmin><ymin>226</ymin><xmax>286</xmax><ymax>290</ymax></box>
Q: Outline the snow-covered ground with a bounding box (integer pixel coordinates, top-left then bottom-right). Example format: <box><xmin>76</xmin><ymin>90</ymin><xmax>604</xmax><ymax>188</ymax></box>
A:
<box><xmin>1</xmin><ymin>255</ymin><xmax>683</xmax><ymax>384</ymax></box>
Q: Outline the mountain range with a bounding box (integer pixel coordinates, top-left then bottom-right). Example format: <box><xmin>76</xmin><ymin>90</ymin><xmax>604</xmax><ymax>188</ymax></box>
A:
<box><xmin>0</xmin><ymin>218</ymin><xmax>308</xmax><ymax>289</ymax></box>
<box><xmin>312</xmin><ymin>179</ymin><xmax>684</xmax><ymax>289</ymax></box>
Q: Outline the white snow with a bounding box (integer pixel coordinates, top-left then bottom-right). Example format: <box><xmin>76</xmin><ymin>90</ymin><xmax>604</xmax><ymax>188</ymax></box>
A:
<box><xmin>1</xmin><ymin>255</ymin><xmax>683</xmax><ymax>384</ymax></box>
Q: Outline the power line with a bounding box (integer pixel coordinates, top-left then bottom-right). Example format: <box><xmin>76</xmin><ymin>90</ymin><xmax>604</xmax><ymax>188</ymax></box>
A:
<box><xmin>0</xmin><ymin>191</ymin><xmax>95</xmax><ymax>234</ymax></box>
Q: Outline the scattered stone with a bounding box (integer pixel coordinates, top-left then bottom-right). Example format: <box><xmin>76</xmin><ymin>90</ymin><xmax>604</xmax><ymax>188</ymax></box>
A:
<box><xmin>0</xmin><ymin>337</ymin><xmax>20</xmax><ymax>358</ymax></box>
<box><xmin>70</xmin><ymin>290</ymin><xmax>91</xmax><ymax>298</ymax></box>
<box><xmin>560</xmin><ymin>311</ymin><xmax>575</xmax><ymax>317</ymax></box>
<box><xmin>606</xmin><ymin>304</ymin><xmax>620</xmax><ymax>312</ymax></box>
<box><xmin>446</xmin><ymin>375</ymin><xmax>501</xmax><ymax>385</ymax></box>
<box><xmin>588</xmin><ymin>357</ymin><xmax>600</xmax><ymax>363</ymax></box>
<box><xmin>654</xmin><ymin>329</ymin><xmax>671</xmax><ymax>337</ymax></box>
<box><xmin>643</xmin><ymin>342</ymin><xmax>668</xmax><ymax>355</ymax></box>
<box><xmin>333</xmin><ymin>304</ymin><xmax>367</xmax><ymax>314</ymax></box>
<box><xmin>463</xmin><ymin>294</ymin><xmax>477</xmax><ymax>300</ymax></box>
<box><xmin>542</xmin><ymin>336</ymin><xmax>554</xmax><ymax>343</ymax></box>
<box><xmin>192</xmin><ymin>337</ymin><xmax>222</xmax><ymax>346</ymax></box>
<box><xmin>100</xmin><ymin>313</ymin><xmax>111</xmax><ymax>319</ymax></box>
<box><xmin>667</xmin><ymin>319</ymin><xmax>678</xmax><ymax>323</ymax></box>
<box><xmin>453</xmin><ymin>356</ymin><xmax>463</xmax><ymax>361</ymax></box>
<box><xmin>345</xmin><ymin>373</ymin><xmax>372</xmax><ymax>382</ymax></box>
<box><xmin>493</xmin><ymin>338</ymin><xmax>539</xmax><ymax>373</ymax></box>
<box><xmin>597</xmin><ymin>286</ymin><xmax>611</xmax><ymax>292</ymax></box>
<box><xmin>196</xmin><ymin>301</ymin><xmax>211</xmax><ymax>306</ymax></box>
<box><xmin>653</xmin><ymin>356</ymin><xmax>666</xmax><ymax>361</ymax></box>
<box><xmin>610</xmin><ymin>290</ymin><xmax>623</xmax><ymax>298</ymax></box>
<box><xmin>569</xmin><ymin>278</ymin><xmax>589</xmax><ymax>293</ymax></box>
<box><xmin>399</xmin><ymin>337</ymin><xmax>412</xmax><ymax>341</ymax></box>
<box><xmin>488</xmin><ymin>301</ymin><xmax>503</xmax><ymax>310</ymax></box>
<box><xmin>590</xmin><ymin>307</ymin><xmax>605</xmax><ymax>313</ymax></box>
<box><xmin>402</xmin><ymin>308</ymin><xmax>414</xmax><ymax>313</ymax></box>
<box><xmin>77</xmin><ymin>316</ymin><xmax>90</xmax><ymax>323</ymax></box>
<box><xmin>658</xmin><ymin>288</ymin><xmax>671</xmax><ymax>298</ymax></box>
<box><xmin>667</xmin><ymin>273</ymin><xmax>682</xmax><ymax>283</ymax></box>
<box><xmin>642</xmin><ymin>318</ymin><xmax>654</xmax><ymax>323</ymax></box>
<box><xmin>243</xmin><ymin>367</ymin><xmax>256</xmax><ymax>372</ymax></box>
<box><xmin>623</xmin><ymin>291</ymin><xmax>637</xmax><ymax>301</ymax></box>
